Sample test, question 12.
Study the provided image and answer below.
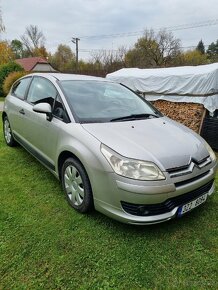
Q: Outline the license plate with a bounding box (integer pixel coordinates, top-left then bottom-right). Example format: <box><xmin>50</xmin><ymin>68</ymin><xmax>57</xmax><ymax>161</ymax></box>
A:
<box><xmin>178</xmin><ymin>193</ymin><xmax>208</xmax><ymax>217</ymax></box>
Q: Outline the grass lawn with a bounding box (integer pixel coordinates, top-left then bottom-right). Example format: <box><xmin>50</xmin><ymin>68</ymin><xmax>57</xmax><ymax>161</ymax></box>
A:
<box><xmin>0</xmin><ymin>97</ymin><xmax>5</xmax><ymax>102</ymax></box>
<box><xmin>0</xmin><ymin>116</ymin><xmax>217</xmax><ymax>290</ymax></box>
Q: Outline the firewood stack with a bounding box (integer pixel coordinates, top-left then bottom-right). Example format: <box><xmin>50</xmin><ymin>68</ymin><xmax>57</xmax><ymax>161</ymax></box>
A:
<box><xmin>152</xmin><ymin>100</ymin><xmax>205</xmax><ymax>133</ymax></box>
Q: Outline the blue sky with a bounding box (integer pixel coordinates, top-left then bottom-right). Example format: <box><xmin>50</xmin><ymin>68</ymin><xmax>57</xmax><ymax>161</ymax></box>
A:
<box><xmin>1</xmin><ymin>0</ymin><xmax>218</xmax><ymax>60</ymax></box>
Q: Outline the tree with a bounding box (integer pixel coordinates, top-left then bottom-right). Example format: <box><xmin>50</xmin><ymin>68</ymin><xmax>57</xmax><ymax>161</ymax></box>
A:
<box><xmin>0</xmin><ymin>61</ymin><xmax>23</xmax><ymax>96</ymax></box>
<box><xmin>196</xmin><ymin>40</ymin><xmax>205</xmax><ymax>54</ymax></box>
<box><xmin>10</xmin><ymin>39</ymin><xmax>24</xmax><ymax>59</ymax></box>
<box><xmin>90</xmin><ymin>46</ymin><xmax>127</xmax><ymax>73</ymax></box>
<box><xmin>180</xmin><ymin>50</ymin><xmax>208</xmax><ymax>66</ymax></box>
<box><xmin>125</xmin><ymin>48</ymin><xmax>143</xmax><ymax>68</ymax></box>
<box><xmin>0</xmin><ymin>41</ymin><xmax>15</xmax><ymax>65</ymax></box>
<box><xmin>20</xmin><ymin>25</ymin><xmax>46</xmax><ymax>56</ymax></box>
<box><xmin>125</xmin><ymin>29</ymin><xmax>181</xmax><ymax>68</ymax></box>
<box><xmin>32</xmin><ymin>45</ymin><xmax>48</xmax><ymax>58</ymax></box>
<box><xmin>207</xmin><ymin>40</ymin><xmax>218</xmax><ymax>62</ymax></box>
<box><xmin>49</xmin><ymin>44</ymin><xmax>75</xmax><ymax>72</ymax></box>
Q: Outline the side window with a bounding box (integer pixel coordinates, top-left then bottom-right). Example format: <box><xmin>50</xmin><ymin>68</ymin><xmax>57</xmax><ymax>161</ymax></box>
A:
<box><xmin>26</xmin><ymin>77</ymin><xmax>57</xmax><ymax>106</ymax></box>
<box><xmin>12</xmin><ymin>77</ymin><xmax>31</xmax><ymax>100</ymax></box>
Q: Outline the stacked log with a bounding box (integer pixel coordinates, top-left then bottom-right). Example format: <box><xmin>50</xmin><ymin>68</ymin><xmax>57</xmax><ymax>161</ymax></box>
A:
<box><xmin>152</xmin><ymin>100</ymin><xmax>205</xmax><ymax>133</ymax></box>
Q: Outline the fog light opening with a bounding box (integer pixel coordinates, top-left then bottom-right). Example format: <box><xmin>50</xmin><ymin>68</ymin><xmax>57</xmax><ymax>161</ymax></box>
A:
<box><xmin>138</xmin><ymin>206</ymin><xmax>150</xmax><ymax>216</ymax></box>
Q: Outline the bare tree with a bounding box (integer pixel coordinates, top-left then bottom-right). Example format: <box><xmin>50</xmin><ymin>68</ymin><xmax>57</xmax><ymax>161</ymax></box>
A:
<box><xmin>90</xmin><ymin>46</ymin><xmax>127</xmax><ymax>72</ymax></box>
<box><xmin>157</xmin><ymin>29</ymin><xmax>181</xmax><ymax>66</ymax></box>
<box><xmin>21</xmin><ymin>25</ymin><xmax>45</xmax><ymax>56</ymax></box>
<box><xmin>90</xmin><ymin>49</ymin><xmax>105</xmax><ymax>68</ymax></box>
<box><xmin>116</xmin><ymin>46</ymin><xmax>127</xmax><ymax>67</ymax></box>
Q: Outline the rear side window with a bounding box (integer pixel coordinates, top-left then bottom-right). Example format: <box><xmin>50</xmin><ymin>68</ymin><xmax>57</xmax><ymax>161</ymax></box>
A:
<box><xmin>12</xmin><ymin>77</ymin><xmax>31</xmax><ymax>100</ymax></box>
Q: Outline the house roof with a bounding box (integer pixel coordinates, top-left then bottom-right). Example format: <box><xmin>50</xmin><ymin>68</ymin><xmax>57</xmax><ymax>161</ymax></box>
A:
<box><xmin>15</xmin><ymin>57</ymin><xmax>50</xmax><ymax>71</ymax></box>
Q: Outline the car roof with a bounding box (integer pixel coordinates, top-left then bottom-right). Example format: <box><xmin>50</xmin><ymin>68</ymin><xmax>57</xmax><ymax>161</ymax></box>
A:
<box><xmin>26</xmin><ymin>72</ymin><xmax>109</xmax><ymax>82</ymax></box>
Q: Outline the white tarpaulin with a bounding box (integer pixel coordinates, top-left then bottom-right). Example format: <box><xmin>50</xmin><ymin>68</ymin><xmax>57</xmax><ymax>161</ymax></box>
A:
<box><xmin>106</xmin><ymin>63</ymin><xmax>218</xmax><ymax>112</ymax></box>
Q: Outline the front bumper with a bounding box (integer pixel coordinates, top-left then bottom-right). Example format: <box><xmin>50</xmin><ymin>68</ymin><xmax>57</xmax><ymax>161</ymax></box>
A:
<box><xmin>93</xmin><ymin>161</ymin><xmax>217</xmax><ymax>225</ymax></box>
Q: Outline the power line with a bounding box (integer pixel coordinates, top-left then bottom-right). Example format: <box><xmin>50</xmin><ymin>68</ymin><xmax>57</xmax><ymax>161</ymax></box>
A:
<box><xmin>46</xmin><ymin>19</ymin><xmax>217</xmax><ymax>52</ymax></box>
<box><xmin>80</xmin><ymin>48</ymin><xmax>119</xmax><ymax>52</ymax></box>
<box><xmin>80</xmin><ymin>19</ymin><xmax>218</xmax><ymax>40</ymax></box>
<box><xmin>45</xmin><ymin>19</ymin><xmax>216</xmax><ymax>58</ymax></box>
<box><xmin>164</xmin><ymin>19</ymin><xmax>218</xmax><ymax>31</ymax></box>
<box><xmin>79</xmin><ymin>44</ymin><xmax>210</xmax><ymax>53</ymax></box>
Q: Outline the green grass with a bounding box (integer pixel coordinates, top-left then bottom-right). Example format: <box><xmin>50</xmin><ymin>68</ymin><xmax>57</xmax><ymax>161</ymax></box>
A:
<box><xmin>0</xmin><ymin>97</ymin><xmax>5</xmax><ymax>102</ymax></box>
<box><xmin>0</xmin><ymin>116</ymin><xmax>217</xmax><ymax>290</ymax></box>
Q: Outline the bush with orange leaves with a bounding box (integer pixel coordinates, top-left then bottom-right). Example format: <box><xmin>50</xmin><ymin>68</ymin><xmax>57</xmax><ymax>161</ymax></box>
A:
<box><xmin>3</xmin><ymin>71</ymin><xmax>28</xmax><ymax>96</ymax></box>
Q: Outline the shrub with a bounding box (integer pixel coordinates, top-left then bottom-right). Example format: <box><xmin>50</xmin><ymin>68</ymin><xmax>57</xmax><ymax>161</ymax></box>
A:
<box><xmin>3</xmin><ymin>71</ymin><xmax>28</xmax><ymax>96</ymax></box>
<box><xmin>0</xmin><ymin>62</ymin><xmax>24</xmax><ymax>97</ymax></box>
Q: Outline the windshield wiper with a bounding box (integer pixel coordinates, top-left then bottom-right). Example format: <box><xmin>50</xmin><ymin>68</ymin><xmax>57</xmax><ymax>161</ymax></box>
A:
<box><xmin>110</xmin><ymin>113</ymin><xmax>159</xmax><ymax>122</ymax></box>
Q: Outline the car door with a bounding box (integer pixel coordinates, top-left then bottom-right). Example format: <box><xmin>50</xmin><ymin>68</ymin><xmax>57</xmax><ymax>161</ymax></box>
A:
<box><xmin>16</xmin><ymin>76</ymin><xmax>68</xmax><ymax>170</ymax></box>
<box><xmin>6</xmin><ymin>76</ymin><xmax>32</xmax><ymax>136</ymax></box>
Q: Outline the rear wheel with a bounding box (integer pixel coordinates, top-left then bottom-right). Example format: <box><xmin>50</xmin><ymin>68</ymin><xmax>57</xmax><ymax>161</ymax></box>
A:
<box><xmin>61</xmin><ymin>157</ymin><xmax>93</xmax><ymax>213</ymax></box>
<box><xmin>3</xmin><ymin>116</ymin><xmax>17</xmax><ymax>147</ymax></box>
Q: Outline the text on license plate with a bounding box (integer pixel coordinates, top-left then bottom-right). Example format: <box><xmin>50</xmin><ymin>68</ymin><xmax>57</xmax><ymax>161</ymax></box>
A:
<box><xmin>178</xmin><ymin>193</ymin><xmax>207</xmax><ymax>216</ymax></box>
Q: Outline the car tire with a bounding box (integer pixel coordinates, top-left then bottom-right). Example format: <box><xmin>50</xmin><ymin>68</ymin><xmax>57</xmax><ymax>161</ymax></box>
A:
<box><xmin>3</xmin><ymin>115</ymin><xmax>17</xmax><ymax>147</ymax></box>
<box><xmin>61</xmin><ymin>157</ymin><xmax>94</xmax><ymax>213</ymax></box>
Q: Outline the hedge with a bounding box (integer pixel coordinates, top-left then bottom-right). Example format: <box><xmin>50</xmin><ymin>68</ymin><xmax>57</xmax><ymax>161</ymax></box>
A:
<box><xmin>0</xmin><ymin>62</ymin><xmax>24</xmax><ymax>96</ymax></box>
<box><xmin>3</xmin><ymin>71</ymin><xmax>29</xmax><ymax>96</ymax></box>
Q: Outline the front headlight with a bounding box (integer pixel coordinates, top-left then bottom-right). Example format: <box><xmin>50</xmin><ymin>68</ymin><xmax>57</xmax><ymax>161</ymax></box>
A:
<box><xmin>205</xmin><ymin>142</ymin><xmax>216</xmax><ymax>162</ymax></box>
<box><xmin>101</xmin><ymin>144</ymin><xmax>165</xmax><ymax>181</ymax></box>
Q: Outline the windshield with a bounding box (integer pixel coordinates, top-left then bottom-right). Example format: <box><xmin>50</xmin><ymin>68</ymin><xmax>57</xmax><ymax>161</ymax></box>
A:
<box><xmin>60</xmin><ymin>80</ymin><xmax>162</xmax><ymax>123</ymax></box>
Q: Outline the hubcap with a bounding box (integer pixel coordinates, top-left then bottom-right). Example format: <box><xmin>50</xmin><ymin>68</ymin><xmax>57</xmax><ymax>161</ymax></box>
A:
<box><xmin>4</xmin><ymin>119</ymin><xmax>12</xmax><ymax>144</ymax></box>
<box><xmin>64</xmin><ymin>165</ymin><xmax>84</xmax><ymax>206</ymax></box>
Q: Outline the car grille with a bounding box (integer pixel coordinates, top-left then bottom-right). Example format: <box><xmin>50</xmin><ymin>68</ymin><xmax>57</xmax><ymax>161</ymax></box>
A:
<box><xmin>166</xmin><ymin>156</ymin><xmax>211</xmax><ymax>178</ymax></box>
<box><xmin>175</xmin><ymin>170</ymin><xmax>210</xmax><ymax>187</ymax></box>
<box><xmin>121</xmin><ymin>179</ymin><xmax>214</xmax><ymax>216</ymax></box>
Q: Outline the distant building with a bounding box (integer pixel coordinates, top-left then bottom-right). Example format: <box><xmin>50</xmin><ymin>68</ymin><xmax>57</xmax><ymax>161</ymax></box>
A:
<box><xmin>16</xmin><ymin>57</ymin><xmax>56</xmax><ymax>72</ymax></box>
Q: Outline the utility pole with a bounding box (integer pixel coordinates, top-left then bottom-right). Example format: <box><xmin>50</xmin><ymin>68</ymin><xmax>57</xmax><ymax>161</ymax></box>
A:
<box><xmin>71</xmin><ymin>37</ymin><xmax>80</xmax><ymax>72</ymax></box>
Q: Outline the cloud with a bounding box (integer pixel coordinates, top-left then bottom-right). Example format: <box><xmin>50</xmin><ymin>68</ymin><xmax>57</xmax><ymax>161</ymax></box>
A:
<box><xmin>1</xmin><ymin>0</ymin><xmax>218</xmax><ymax>59</ymax></box>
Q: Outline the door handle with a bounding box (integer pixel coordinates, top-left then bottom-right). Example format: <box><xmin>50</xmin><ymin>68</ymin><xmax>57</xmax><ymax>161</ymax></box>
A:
<box><xmin>19</xmin><ymin>109</ymin><xmax>25</xmax><ymax>115</ymax></box>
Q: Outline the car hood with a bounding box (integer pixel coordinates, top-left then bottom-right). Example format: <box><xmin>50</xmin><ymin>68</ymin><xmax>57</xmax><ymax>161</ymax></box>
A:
<box><xmin>82</xmin><ymin>117</ymin><xmax>209</xmax><ymax>170</ymax></box>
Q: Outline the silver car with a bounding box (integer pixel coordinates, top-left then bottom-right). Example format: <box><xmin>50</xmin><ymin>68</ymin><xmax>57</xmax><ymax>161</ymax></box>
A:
<box><xmin>2</xmin><ymin>73</ymin><xmax>217</xmax><ymax>225</ymax></box>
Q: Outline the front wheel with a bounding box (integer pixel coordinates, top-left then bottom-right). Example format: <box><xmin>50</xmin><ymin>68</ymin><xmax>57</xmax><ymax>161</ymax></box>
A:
<box><xmin>3</xmin><ymin>116</ymin><xmax>17</xmax><ymax>147</ymax></box>
<box><xmin>61</xmin><ymin>157</ymin><xmax>94</xmax><ymax>213</ymax></box>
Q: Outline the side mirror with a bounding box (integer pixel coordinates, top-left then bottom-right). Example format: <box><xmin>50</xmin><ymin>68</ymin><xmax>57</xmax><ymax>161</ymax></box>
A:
<box><xmin>33</xmin><ymin>103</ymin><xmax>52</xmax><ymax>121</ymax></box>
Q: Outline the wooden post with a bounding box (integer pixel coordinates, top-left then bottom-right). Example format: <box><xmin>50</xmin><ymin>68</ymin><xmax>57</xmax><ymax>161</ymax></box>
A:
<box><xmin>198</xmin><ymin>108</ymin><xmax>206</xmax><ymax>134</ymax></box>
